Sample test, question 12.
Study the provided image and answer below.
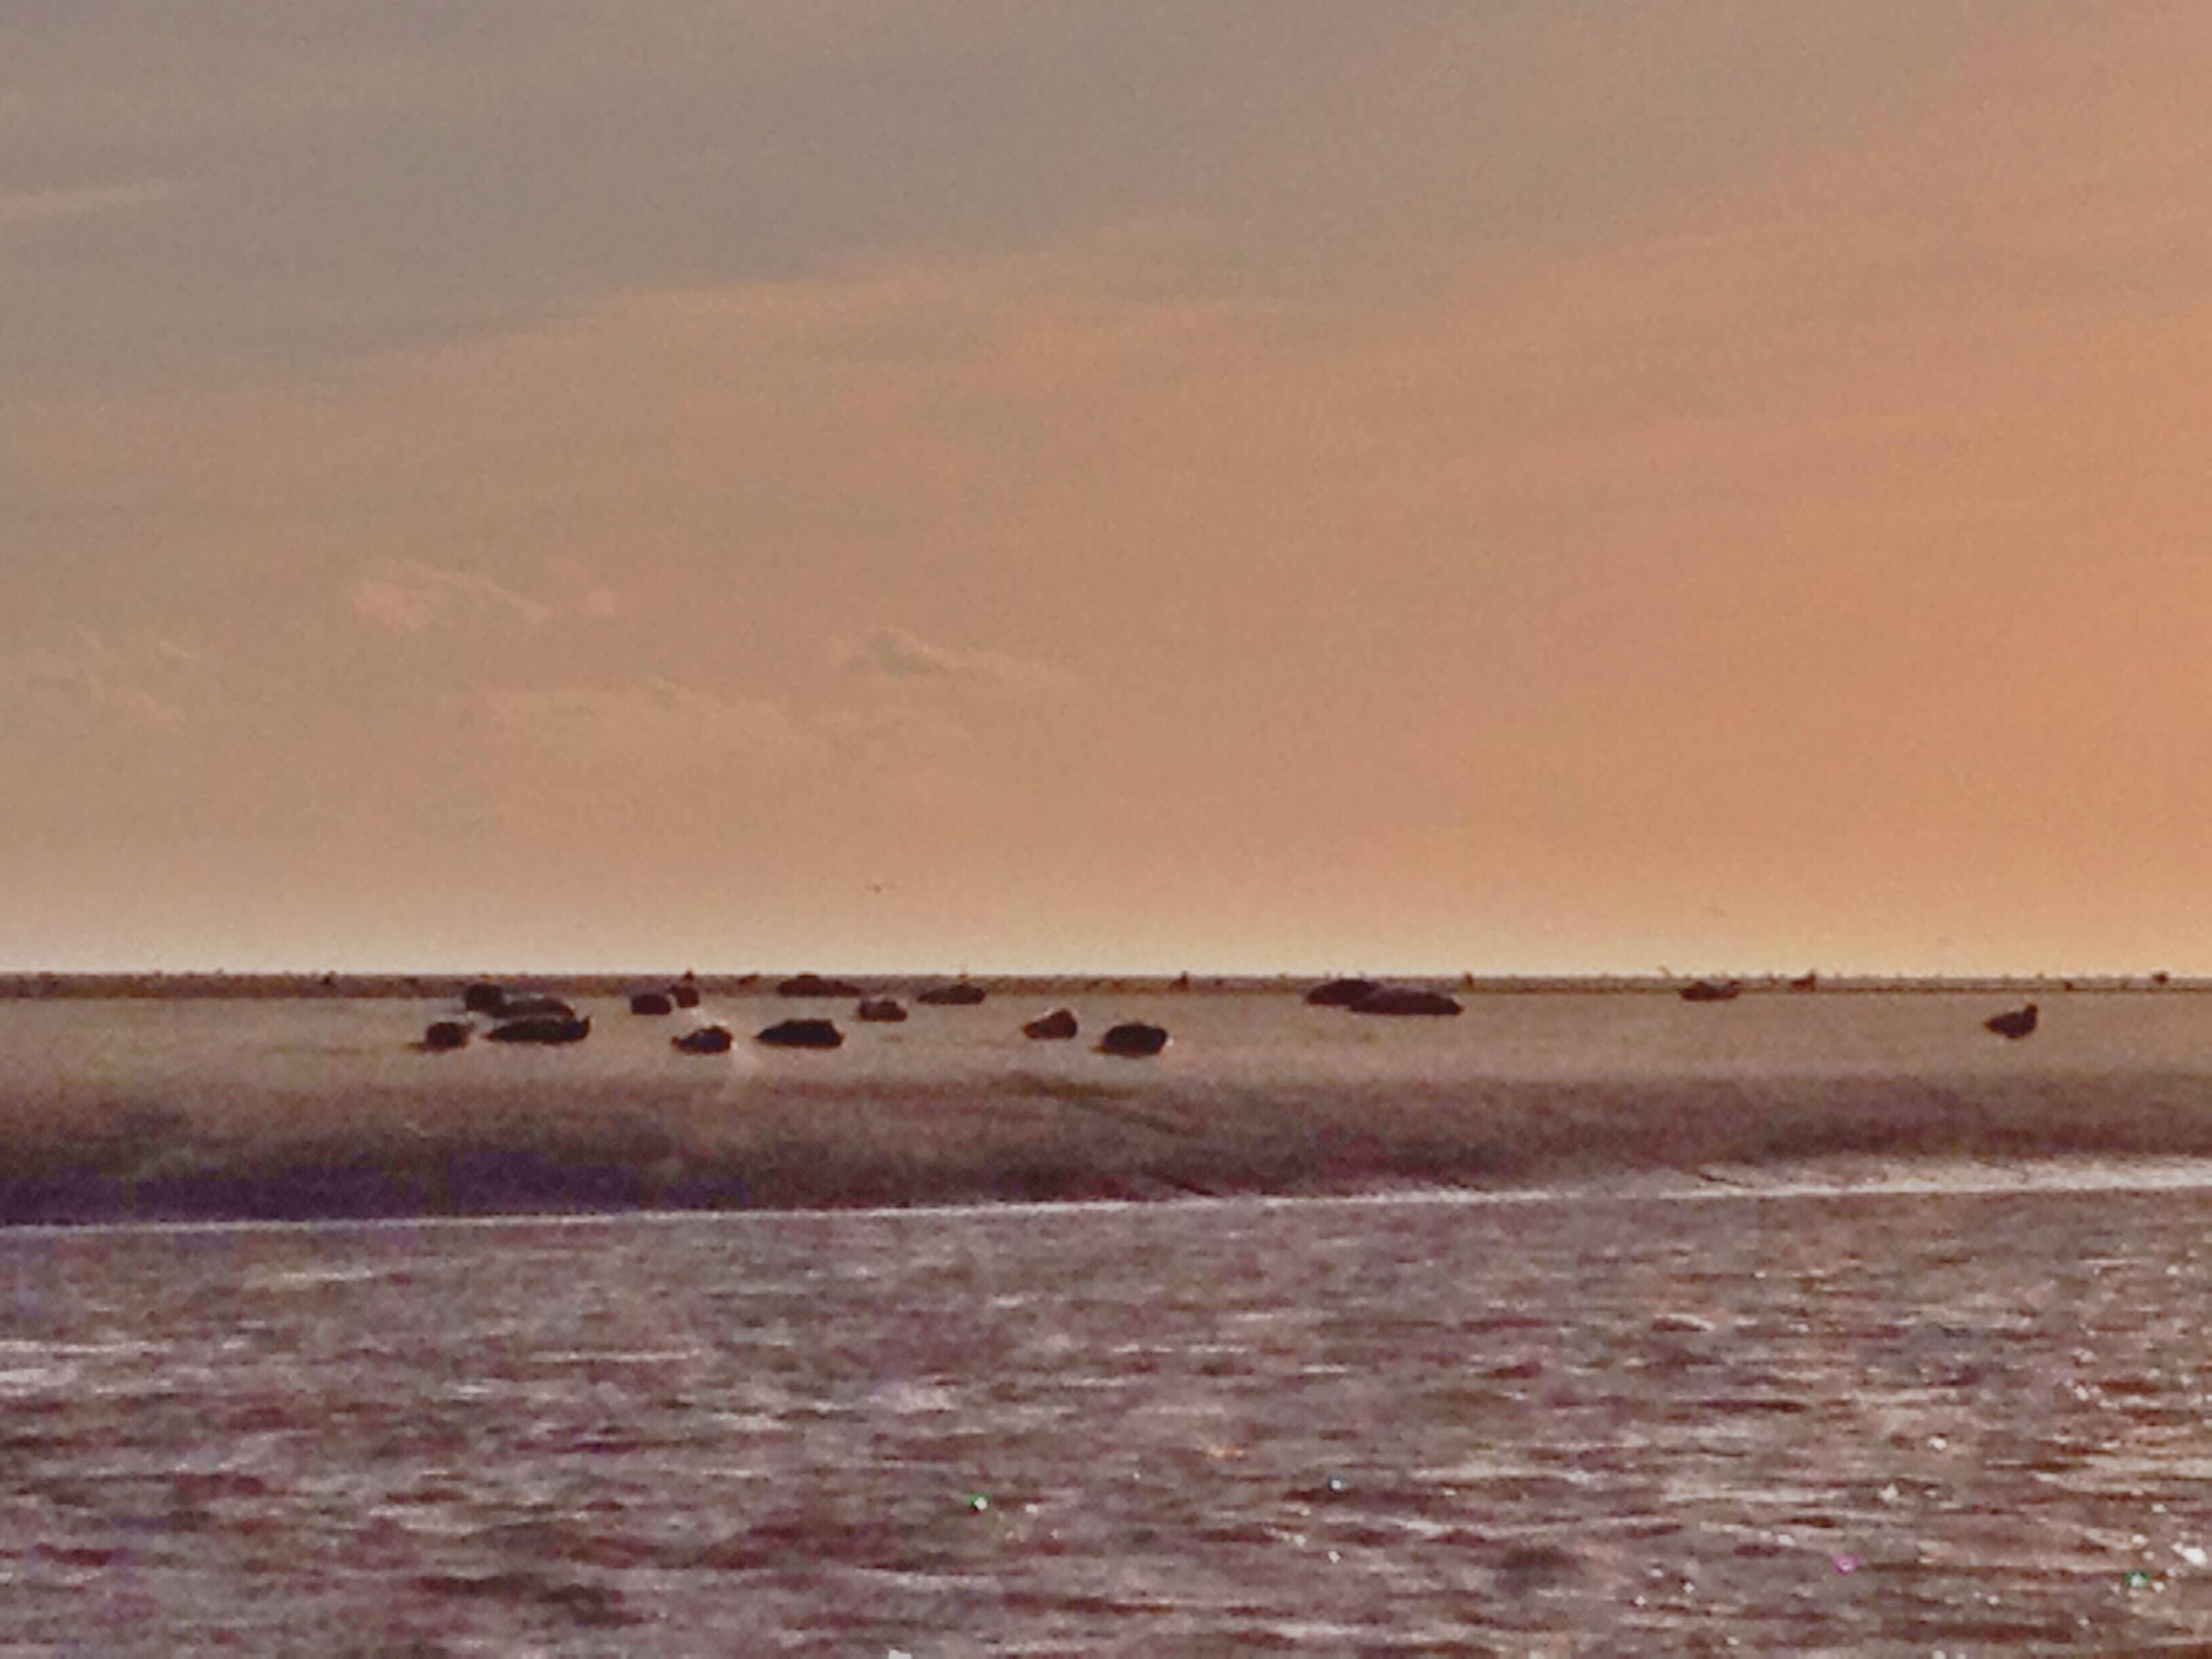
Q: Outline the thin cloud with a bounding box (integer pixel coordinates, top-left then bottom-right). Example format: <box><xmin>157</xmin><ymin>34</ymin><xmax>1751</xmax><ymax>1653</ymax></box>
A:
<box><xmin>835</xmin><ymin>626</ymin><xmax>1065</xmax><ymax>691</ymax></box>
<box><xmin>348</xmin><ymin>560</ymin><xmax>550</xmax><ymax>632</ymax></box>
<box><xmin>479</xmin><ymin>676</ymin><xmax>800</xmax><ymax>769</ymax></box>
<box><xmin>0</xmin><ymin>179</ymin><xmax>181</xmax><ymax>230</ymax></box>
<box><xmin>0</xmin><ymin>630</ymin><xmax>215</xmax><ymax>728</ymax></box>
<box><xmin>817</xmin><ymin>703</ymin><xmax>970</xmax><ymax>766</ymax></box>
<box><xmin>544</xmin><ymin>555</ymin><xmax>620</xmax><ymax>619</ymax></box>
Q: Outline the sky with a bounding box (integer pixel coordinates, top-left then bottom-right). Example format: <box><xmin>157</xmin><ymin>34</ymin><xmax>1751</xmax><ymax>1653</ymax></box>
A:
<box><xmin>6</xmin><ymin>3</ymin><xmax>2212</xmax><ymax>975</ymax></box>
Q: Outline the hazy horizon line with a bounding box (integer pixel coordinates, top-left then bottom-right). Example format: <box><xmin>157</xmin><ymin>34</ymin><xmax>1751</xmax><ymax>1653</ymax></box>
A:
<box><xmin>0</xmin><ymin>966</ymin><xmax>2198</xmax><ymax>987</ymax></box>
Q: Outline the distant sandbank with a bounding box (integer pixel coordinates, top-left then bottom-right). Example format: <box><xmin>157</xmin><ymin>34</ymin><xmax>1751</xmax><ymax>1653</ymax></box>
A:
<box><xmin>8</xmin><ymin>981</ymin><xmax>2212</xmax><ymax>1225</ymax></box>
<box><xmin>1</xmin><ymin>972</ymin><xmax>2203</xmax><ymax>1000</ymax></box>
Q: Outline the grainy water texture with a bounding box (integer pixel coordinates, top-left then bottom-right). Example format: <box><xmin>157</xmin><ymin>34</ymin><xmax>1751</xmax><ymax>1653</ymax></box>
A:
<box><xmin>1</xmin><ymin>993</ymin><xmax>2210</xmax><ymax>1652</ymax></box>
<box><xmin>0</xmin><ymin>1184</ymin><xmax>2209</xmax><ymax>1653</ymax></box>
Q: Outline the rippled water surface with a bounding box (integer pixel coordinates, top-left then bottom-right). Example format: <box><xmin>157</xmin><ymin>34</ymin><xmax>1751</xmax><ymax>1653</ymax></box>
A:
<box><xmin>4</xmin><ymin>1183</ymin><xmax>2209</xmax><ymax>1654</ymax></box>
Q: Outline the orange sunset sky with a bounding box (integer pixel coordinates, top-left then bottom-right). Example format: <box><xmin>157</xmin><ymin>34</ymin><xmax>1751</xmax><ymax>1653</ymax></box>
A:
<box><xmin>5</xmin><ymin>5</ymin><xmax>2211</xmax><ymax>975</ymax></box>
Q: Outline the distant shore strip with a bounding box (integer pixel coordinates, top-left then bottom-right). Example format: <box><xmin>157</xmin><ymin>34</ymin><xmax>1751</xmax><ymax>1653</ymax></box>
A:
<box><xmin>0</xmin><ymin>970</ymin><xmax>2200</xmax><ymax>1001</ymax></box>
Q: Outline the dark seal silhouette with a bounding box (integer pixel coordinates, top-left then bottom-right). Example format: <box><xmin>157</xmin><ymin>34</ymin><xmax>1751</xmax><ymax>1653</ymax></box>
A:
<box><xmin>1349</xmin><ymin>985</ymin><xmax>1462</xmax><ymax>1017</ymax></box>
<box><xmin>670</xmin><ymin>981</ymin><xmax>702</xmax><ymax>1009</ymax></box>
<box><xmin>419</xmin><ymin>1019</ymin><xmax>471</xmax><ymax>1051</ymax></box>
<box><xmin>1099</xmin><ymin>1021</ymin><xmax>1169</xmax><ymax>1057</ymax></box>
<box><xmin>916</xmin><ymin>981</ymin><xmax>987</xmax><ymax>1006</ymax></box>
<box><xmin>1023</xmin><ymin>1007</ymin><xmax>1080</xmax><ymax>1040</ymax></box>
<box><xmin>777</xmin><ymin>973</ymin><xmax>865</xmax><ymax>999</ymax></box>
<box><xmin>1679</xmin><ymin>980</ymin><xmax>1742</xmax><ymax>1003</ymax></box>
<box><xmin>856</xmin><ymin>997</ymin><xmax>909</xmax><ymax>1023</ymax></box>
<box><xmin>487</xmin><ymin>1012</ymin><xmax>592</xmax><ymax>1045</ymax></box>
<box><xmin>1306</xmin><ymin>977</ymin><xmax>1380</xmax><ymax>1008</ymax></box>
<box><xmin>629</xmin><ymin>990</ymin><xmax>675</xmax><ymax>1017</ymax></box>
<box><xmin>486</xmin><ymin>992</ymin><xmax>575</xmax><ymax>1021</ymax></box>
<box><xmin>462</xmin><ymin>981</ymin><xmax>508</xmax><ymax>1015</ymax></box>
<box><xmin>1984</xmin><ymin>1003</ymin><xmax>2039</xmax><ymax>1040</ymax></box>
<box><xmin>757</xmin><ymin>1017</ymin><xmax>844</xmax><ymax>1049</ymax></box>
<box><xmin>672</xmin><ymin>1024</ymin><xmax>733</xmax><ymax>1054</ymax></box>
<box><xmin>1788</xmin><ymin>971</ymin><xmax>1819</xmax><ymax>992</ymax></box>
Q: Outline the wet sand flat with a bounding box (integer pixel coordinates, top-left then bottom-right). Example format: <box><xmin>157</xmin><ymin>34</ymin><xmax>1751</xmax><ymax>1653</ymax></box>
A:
<box><xmin>5</xmin><ymin>988</ymin><xmax>2212</xmax><ymax>1223</ymax></box>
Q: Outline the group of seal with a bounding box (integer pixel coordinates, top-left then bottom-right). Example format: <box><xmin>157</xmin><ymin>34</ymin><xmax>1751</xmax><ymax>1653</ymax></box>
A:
<box><xmin>426</xmin><ymin>976</ymin><xmax>2052</xmax><ymax>1057</ymax></box>
<box><xmin>1668</xmin><ymin>979</ymin><xmax>2042</xmax><ymax>1040</ymax></box>
<box><xmin>440</xmin><ymin>984</ymin><xmax>592</xmax><ymax>1046</ymax></box>
<box><xmin>1677</xmin><ymin>981</ymin><xmax>2043</xmax><ymax>1040</ymax></box>
<box><xmin>419</xmin><ymin>977</ymin><xmax>1175</xmax><ymax>1057</ymax></box>
<box><xmin>1309</xmin><ymin>972</ymin><xmax>2045</xmax><ymax>1041</ymax></box>
<box><xmin>628</xmin><ymin>982</ymin><xmax>702</xmax><ymax>1017</ymax></box>
<box><xmin>428</xmin><ymin>981</ymin><xmax>663</xmax><ymax>1050</ymax></box>
<box><xmin>762</xmin><ymin>979</ymin><xmax>1168</xmax><ymax>1057</ymax></box>
<box><xmin>1305</xmin><ymin>978</ymin><xmax>1462</xmax><ymax>1017</ymax></box>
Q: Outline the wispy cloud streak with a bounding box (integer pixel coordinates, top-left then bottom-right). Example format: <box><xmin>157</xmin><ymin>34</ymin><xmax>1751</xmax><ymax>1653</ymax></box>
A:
<box><xmin>0</xmin><ymin>180</ymin><xmax>180</xmax><ymax>230</ymax></box>
<box><xmin>836</xmin><ymin>626</ymin><xmax>1066</xmax><ymax>691</ymax></box>
<box><xmin>0</xmin><ymin>630</ymin><xmax>214</xmax><ymax>727</ymax></box>
<box><xmin>348</xmin><ymin>560</ymin><xmax>550</xmax><ymax>632</ymax></box>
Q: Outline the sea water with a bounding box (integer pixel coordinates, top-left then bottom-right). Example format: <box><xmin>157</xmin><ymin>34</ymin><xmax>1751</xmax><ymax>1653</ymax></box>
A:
<box><xmin>1</xmin><ymin>1183</ymin><xmax>2209</xmax><ymax>1652</ymax></box>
